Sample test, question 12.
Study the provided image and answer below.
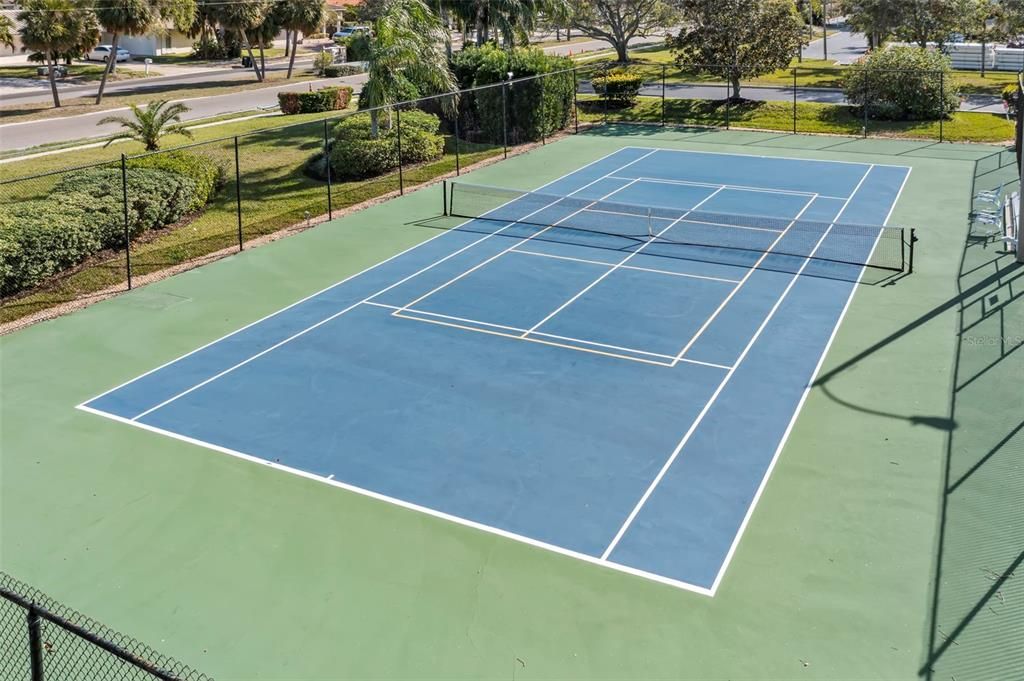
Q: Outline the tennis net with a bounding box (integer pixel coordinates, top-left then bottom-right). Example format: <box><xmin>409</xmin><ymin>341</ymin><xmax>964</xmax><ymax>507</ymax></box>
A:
<box><xmin>445</xmin><ymin>181</ymin><xmax>915</xmax><ymax>273</ymax></box>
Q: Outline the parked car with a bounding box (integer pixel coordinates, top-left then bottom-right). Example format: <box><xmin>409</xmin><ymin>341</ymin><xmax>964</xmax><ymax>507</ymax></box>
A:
<box><xmin>332</xmin><ymin>26</ymin><xmax>370</xmax><ymax>40</ymax></box>
<box><xmin>86</xmin><ymin>45</ymin><xmax>131</xmax><ymax>63</ymax></box>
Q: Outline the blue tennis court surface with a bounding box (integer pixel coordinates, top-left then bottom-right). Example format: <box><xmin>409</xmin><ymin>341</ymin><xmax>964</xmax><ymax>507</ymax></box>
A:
<box><xmin>80</xmin><ymin>147</ymin><xmax>912</xmax><ymax>595</ymax></box>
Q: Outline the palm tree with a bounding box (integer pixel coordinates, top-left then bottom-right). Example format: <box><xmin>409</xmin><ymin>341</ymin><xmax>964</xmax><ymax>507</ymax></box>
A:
<box><xmin>442</xmin><ymin>0</ymin><xmax>550</xmax><ymax>47</ymax></box>
<box><xmin>216</xmin><ymin>0</ymin><xmax>270</xmax><ymax>81</ymax></box>
<box><xmin>18</xmin><ymin>0</ymin><xmax>98</xmax><ymax>107</ymax></box>
<box><xmin>275</xmin><ymin>0</ymin><xmax>326</xmax><ymax>79</ymax></box>
<box><xmin>93</xmin><ymin>0</ymin><xmax>155</xmax><ymax>104</ymax></box>
<box><xmin>98</xmin><ymin>99</ymin><xmax>193</xmax><ymax>151</ymax></box>
<box><xmin>361</xmin><ymin>0</ymin><xmax>457</xmax><ymax>138</ymax></box>
<box><xmin>0</xmin><ymin>14</ymin><xmax>15</xmax><ymax>51</ymax></box>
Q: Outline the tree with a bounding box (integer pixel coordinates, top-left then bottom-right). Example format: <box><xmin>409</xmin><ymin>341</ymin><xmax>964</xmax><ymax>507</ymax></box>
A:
<box><xmin>93</xmin><ymin>0</ymin><xmax>155</xmax><ymax>103</ymax></box>
<box><xmin>0</xmin><ymin>14</ymin><xmax>15</xmax><ymax>51</ymax></box>
<box><xmin>442</xmin><ymin>0</ymin><xmax>551</xmax><ymax>47</ymax></box>
<box><xmin>99</xmin><ymin>99</ymin><xmax>193</xmax><ymax>151</ymax></box>
<box><xmin>894</xmin><ymin>0</ymin><xmax>975</xmax><ymax>48</ymax></box>
<box><xmin>567</xmin><ymin>0</ymin><xmax>676</xmax><ymax>62</ymax></box>
<box><xmin>361</xmin><ymin>0</ymin><xmax>456</xmax><ymax>137</ymax></box>
<box><xmin>840</xmin><ymin>0</ymin><xmax>905</xmax><ymax>48</ymax></box>
<box><xmin>18</xmin><ymin>0</ymin><xmax>99</xmax><ymax>107</ymax></box>
<box><xmin>216</xmin><ymin>0</ymin><xmax>270</xmax><ymax>81</ymax></box>
<box><xmin>274</xmin><ymin>0</ymin><xmax>325</xmax><ymax>79</ymax></box>
<box><xmin>670</xmin><ymin>0</ymin><xmax>805</xmax><ymax>100</ymax></box>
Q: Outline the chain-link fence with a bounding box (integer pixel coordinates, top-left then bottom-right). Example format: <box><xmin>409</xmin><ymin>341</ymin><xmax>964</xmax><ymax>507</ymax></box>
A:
<box><xmin>0</xmin><ymin>573</ymin><xmax>211</xmax><ymax>681</ymax></box>
<box><xmin>1</xmin><ymin>62</ymin><xmax>1015</xmax><ymax>328</ymax></box>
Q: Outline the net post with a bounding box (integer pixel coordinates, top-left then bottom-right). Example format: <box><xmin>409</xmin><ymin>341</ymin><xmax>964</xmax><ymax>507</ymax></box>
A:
<box><xmin>909</xmin><ymin>228</ymin><xmax>916</xmax><ymax>274</ymax></box>
<box><xmin>234</xmin><ymin>136</ymin><xmax>243</xmax><ymax>250</ymax></box>
<box><xmin>323</xmin><ymin>118</ymin><xmax>333</xmax><ymax>220</ymax></box>
<box><xmin>396</xmin><ymin>106</ymin><xmax>405</xmax><ymax>195</ymax></box>
<box><xmin>120</xmin><ymin>153</ymin><xmax>132</xmax><ymax>290</ymax></box>
<box><xmin>27</xmin><ymin>603</ymin><xmax>43</xmax><ymax>681</ymax></box>
<box><xmin>443</xmin><ymin>180</ymin><xmax>448</xmax><ymax>216</ymax></box>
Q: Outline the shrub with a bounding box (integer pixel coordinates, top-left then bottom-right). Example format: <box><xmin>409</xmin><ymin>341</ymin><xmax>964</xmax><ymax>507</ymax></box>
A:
<box><xmin>314</xmin><ymin>51</ymin><xmax>334</xmax><ymax>76</ymax></box>
<box><xmin>278</xmin><ymin>91</ymin><xmax>301</xmax><ymax>114</ymax></box>
<box><xmin>592</xmin><ymin>69</ymin><xmax>643</xmax><ymax>107</ymax></box>
<box><xmin>336</xmin><ymin>33</ymin><xmax>370</xmax><ymax>62</ymax></box>
<box><xmin>305</xmin><ymin>32</ymin><xmax>327</xmax><ymax>40</ymax></box>
<box><xmin>453</xmin><ymin>45</ymin><xmax>575</xmax><ymax>144</ymax></box>
<box><xmin>844</xmin><ymin>46</ymin><xmax>960</xmax><ymax>120</ymax></box>
<box><xmin>298</xmin><ymin>85</ymin><xmax>352</xmax><ymax>113</ymax></box>
<box><xmin>1003</xmin><ymin>83</ymin><xmax>1019</xmax><ymax>116</ymax></box>
<box><xmin>329</xmin><ymin>110</ymin><xmax>444</xmax><ymax>179</ymax></box>
<box><xmin>128</xmin><ymin>151</ymin><xmax>227</xmax><ymax>212</ymax></box>
<box><xmin>0</xmin><ymin>166</ymin><xmax>204</xmax><ymax>296</ymax></box>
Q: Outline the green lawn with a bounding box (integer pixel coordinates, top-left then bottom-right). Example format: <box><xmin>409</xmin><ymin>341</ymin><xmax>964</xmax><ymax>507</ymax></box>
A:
<box><xmin>578</xmin><ymin>95</ymin><xmax>1014</xmax><ymax>143</ymax></box>
<box><xmin>592</xmin><ymin>46</ymin><xmax>1016</xmax><ymax>95</ymax></box>
<box><xmin>0</xmin><ymin>64</ymin><xmax>159</xmax><ymax>82</ymax></box>
<box><xmin>0</xmin><ymin>125</ymin><xmax>503</xmax><ymax>325</ymax></box>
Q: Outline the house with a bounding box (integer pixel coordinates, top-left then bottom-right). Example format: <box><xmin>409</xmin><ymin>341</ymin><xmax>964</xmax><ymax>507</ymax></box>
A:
<box><xmin>101</xmin><ymin>28</ymin><xmax>194</xmax><ymax>57</ymax></box>
<box><xmin>1</xmin><ymin>8</ymin><xmax>24</xmax><ymax>57</ymax></box>
<box><xmin>324</xmin><ymin>0</ymin><xmax>364</xmax><ymax>34</ymax></box>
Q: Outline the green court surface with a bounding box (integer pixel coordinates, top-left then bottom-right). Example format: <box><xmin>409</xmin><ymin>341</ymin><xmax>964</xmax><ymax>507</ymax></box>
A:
<box><xmin>1</xmin><ymin>128</ymin><xmax>1021</xmax><ymax>679</ymax></box>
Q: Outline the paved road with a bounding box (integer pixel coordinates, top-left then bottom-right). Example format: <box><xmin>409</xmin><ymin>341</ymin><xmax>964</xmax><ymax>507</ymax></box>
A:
<box><xmin>801</xmin><ymin>22</ymin><xmax>869</xmax><ymax>64</ymax></box>
<box><xmin>0</xmin><ymin>71</ymin><xmax>367</xmax><ymax>152</ymax></box>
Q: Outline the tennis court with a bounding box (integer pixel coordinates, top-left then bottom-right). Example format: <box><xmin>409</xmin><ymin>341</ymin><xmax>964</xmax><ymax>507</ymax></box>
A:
<box><xmin>78</xmin><ymin>146</ymin><xmax>912</xmax><ymax>595</ymax></box>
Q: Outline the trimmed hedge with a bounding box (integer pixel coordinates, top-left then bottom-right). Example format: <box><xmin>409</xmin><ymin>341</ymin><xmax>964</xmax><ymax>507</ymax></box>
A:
<box><xmin>845</xmin><ymin>46</ymin><xmax>960</xmax><ymax>120</ymax></box>
<box><xmin>0</xmin><ymin>165</ymin><xmax>208</xmax><ymax>297</ymax></box>
<box><xmin>278</xmin><ymin>86</ymin><xmax>353</xmax><ymax>115</ymax></box>
<box><xmin>592</xmin><ymin>69</ymin><xmax>643</xmax><ymax>107</ymax></box>
<box><xmin>450</xmin><ymin>45</ymin><xmax>575</xmax><ymax>145</ymax></box>
<box><xmin>129</xmin><ymin>151</ymin><xmax>227</xmax><ymax>212</ymax></box>
<box><xmin>328</xmin><ymin>109</ymin><xmax>444</xmax><ymax>179</ymax></box>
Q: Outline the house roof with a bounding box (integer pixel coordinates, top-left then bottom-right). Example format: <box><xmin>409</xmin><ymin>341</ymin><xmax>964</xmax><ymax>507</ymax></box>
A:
<box><xmin>325</xmin><ymin>0</ymin><xmax>363</xmax><ymax>7</ymax></box>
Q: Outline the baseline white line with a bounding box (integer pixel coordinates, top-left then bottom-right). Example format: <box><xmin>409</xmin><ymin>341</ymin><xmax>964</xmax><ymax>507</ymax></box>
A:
<box><xmin>77</xmin><ymin>145</ymin><xmax>639</xmax><ymax>409</ymax></box>
<box><xmin>393</xmin><ymin>154</ymin><xmax>661</xmax><ymax>315</ymax></box>
<box><xmin>667</xmin><ymin>193</ymin><xmax>820</xmax><ymax>367</ymax></box>
<box><xmin>523</xmin><ymin>186</ymin><xmax>730</xmax><ymax>337</ymax></box>
<box><xmin>621</xmin><ymin>144</ymin><xmax>913</xmax><ymax>170</ymax></box>
<box><xmin>74</xmin><ymin>404</ymin><xmax>713</xmax><ymax>597</ymax></box>
<box><xmin>127</xmin><ymin>152</ymin><xmax>659</xmax><ymax>421</ymax></box>
<box><xmin>606</xmin><ymin>174</ymin><xmax>849</xmax><ymax>202</ymax></box>
<box><xmin>600</xmin><ymin>210</ymin><xmax>843</xmax><ymax>562</ymax></box>
<box><xmin>364</xmin><ymin>301</ymin><xmax>528</xmax><ymax>334</ymax></box>
<box><xmin>509</xmin><ymin>249</ymin><xmax>741</xmax><ymax>284</ymax></box>
<box><xmin>708</xmin><ymin>165</ymin><xmax>907</xmax><ymax>595</ymax></box>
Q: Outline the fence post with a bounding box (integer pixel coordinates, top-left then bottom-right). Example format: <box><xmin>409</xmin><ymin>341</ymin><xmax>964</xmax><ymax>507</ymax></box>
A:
<box><xmin>725</xmin><ymin>77</ymin><xmax>731</xmax><ymax>129</ymax></box>
<box><xmin>792</xmin><ymin>68</ymin><xmax>798</xmax><ymax>134</ymax></box>
<box><xmin>233</xmin><ymin>136</ymin><xmax>243</xmax><ymax>250</ymax></box>
<box><xmin>120</xmin><ymin>154</ymin><xmax>132</xmax><ymax>290</ymax></box>
<box><xmin>661</xmin><ymin>64</ymin><xmax>666</xmax><ymax>126</ymax></box>
<box><xmin>396</xmin><ymin>107</ymin><xmax>405</xmax><ymax>195</ymax></box>
<box><xmin>939</xmin><ymin>70</ymin><xmax>945</xmax><ymax>143</ymax></box>
<box><xmin>27</xmin><ymin>603</ymin><xmax>43</xmax><ymax>681</ymax></box>
<box><xmin>862</xmin><ymin>71</ymin><xmax>870</xmax><ymax>138</ymax></box>
<box><xmin>323</xmin><ymin>119</ymin><xmax>333</xmax><ymax>220</ymax></box>
<box><xmin>572</xmin><ymin>66</ymin><xmax>580</xmax><ymax>134</ymax></box>
<box><xmin>502</xmin><ymin>82</ymin><xmax>509</xmax><ymax>159</ymax></box>
<box><xmin>453</xmin><ymin>98</ymin><xmax>462</xmax><ymax>176</ymax></box>
<box><xmin>602</xmin><ymin>63</ymin><xmax>609</xmax><ymax>124</ymax></box>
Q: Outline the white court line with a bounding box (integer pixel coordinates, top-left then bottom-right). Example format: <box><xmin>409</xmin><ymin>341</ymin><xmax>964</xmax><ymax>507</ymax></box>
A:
<box><xmin>600</xmin><ymin>164</ymin><xmax>877</xmax><ymax>563</ymax></box>
<box><xmin>509</xmin><ymin>248</ymin><xmax>741</xmax><ymax>284</ymax></box>
<box><xmin>74</xmin><ymin>404</ymin><xmax>713</xmax><ymax>597</ymax></box>
<box><xmin>709</xmin><ymin>165</ymin><xmax>912</xmax><ymax>596</ymax></box>
<box><xmin>378</xmin><ymin>301</ymin><xmax>731</xmax><ymax>369</ymax></box>
<box><xmin>667</xmin><ymin>193</ymin><xmax>820</xmax><ymax>368</ymax></box>
<box><xmin>124</xmin><ymin>152</ymin><xmax>659</xmax><ymax>421</ymax></box>
<box><xmin>77</xmin><ymin>146</ymin><xmax>638</xmax><ymax>410</ymax></box>
<box><xmin>391</xmin><ymin>156</ymin><xmax>659</xmax><ymax>316</ymax></box>
<box><xmin>606</xmin><ymin>174</ymin><xmax>850</xmax><ymax>202</ymax></box>
<box><xmin>621</xmin><ymin>144</ymin><xmax>913</xmax><ymax>171</ymax></box>
<box><xmin>522</xmin><ymin>186</ymin><xmax>729</xmax><ymax>337</ymax></box>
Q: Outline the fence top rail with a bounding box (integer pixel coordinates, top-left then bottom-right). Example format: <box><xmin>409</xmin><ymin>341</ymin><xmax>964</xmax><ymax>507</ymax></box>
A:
<box><xmin>0</xmin><ymin>157</ymin><xmax>120</xmax><ymax>187</ymax></box>
<box><xmin>0</xmin><ymin>572</ymin><xmax>213</xmax><ymax>681</ymax></box>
